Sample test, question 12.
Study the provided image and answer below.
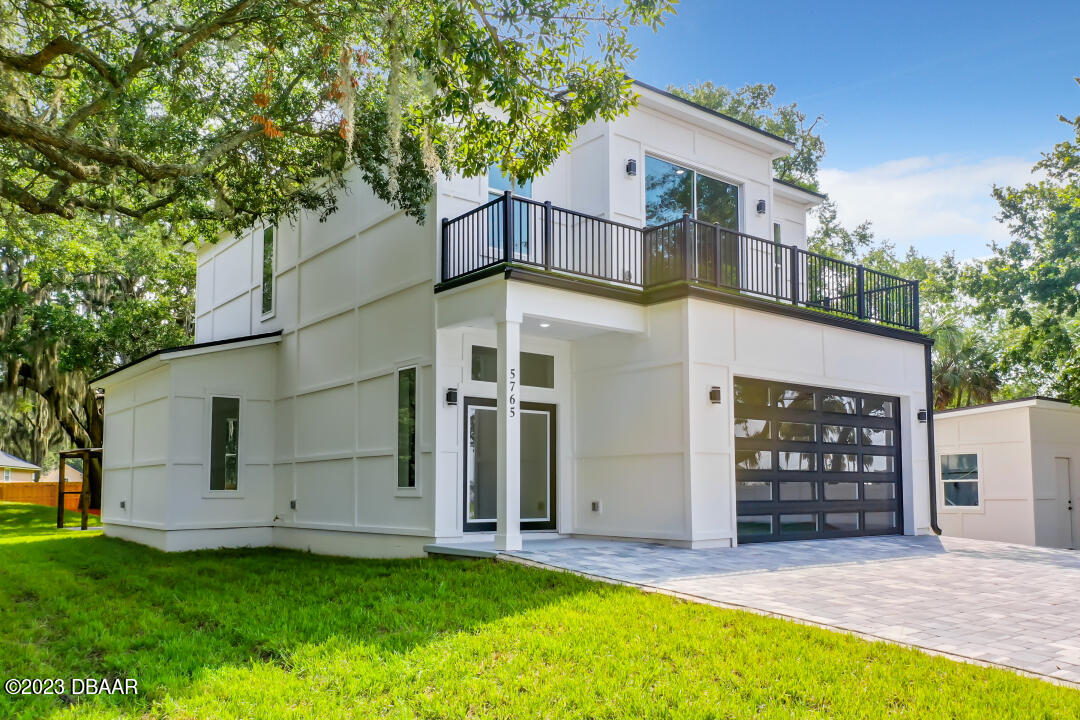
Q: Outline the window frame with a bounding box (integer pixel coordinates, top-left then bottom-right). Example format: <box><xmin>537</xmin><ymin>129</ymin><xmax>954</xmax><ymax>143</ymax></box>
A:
<box><xmin>260</xmin><ymin>225</ymin><xmax>276</xmax><ymax>320</ymax></box>
<box><xmin>205</xmin><ymin>394</ymin><xmax>243</xmax><ymax>498</ymax></box>
<box><xmin>3</xmin><ymin>469</ymin><xmax>9</xmax><ymax>482</ymax></box>
<box><xmin>395</xmin><ymin>365</ymin><xmax>420</xmax><ymax>496</ymax></box>
<box><xmin>939</xmin><ymin>451</ymin><xmax>982</xmax><ymax>512</ymax></box>
<box><xmin>643</xmin><ymin>153</ymin><xmax>743</xmax><ymax>231</ymax></box>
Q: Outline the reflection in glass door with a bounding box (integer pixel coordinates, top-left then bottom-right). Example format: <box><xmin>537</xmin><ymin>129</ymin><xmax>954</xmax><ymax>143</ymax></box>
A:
<box><xmin>464</xmin><ymin>398</ymin><xmax>556</xmax><ymax>531</ymax></box>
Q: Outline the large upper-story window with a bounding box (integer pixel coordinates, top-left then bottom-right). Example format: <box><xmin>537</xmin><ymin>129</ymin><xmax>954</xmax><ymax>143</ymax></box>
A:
<box><xmin>645</xmin><ymin>156</ymin><xmax>739</xmax><ymax>230</ymax></box>
<box><xmin>261</xmin><ymin>226</ymin><xmax>275</xmax><ymax>317</ymax></box>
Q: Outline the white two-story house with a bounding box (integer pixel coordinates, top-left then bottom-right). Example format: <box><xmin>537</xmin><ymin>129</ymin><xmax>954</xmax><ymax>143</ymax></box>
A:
<box><xmin>94</xmin><ymin>82</ymin><xmax>938</xmax><ymax>556</ymax></box>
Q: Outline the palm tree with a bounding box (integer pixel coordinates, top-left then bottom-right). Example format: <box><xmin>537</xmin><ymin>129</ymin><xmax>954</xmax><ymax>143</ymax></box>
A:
<box><xmin>930</xmin><ymin>321</ymin><xmax>1001</xmax><ymax>410</ymax></box>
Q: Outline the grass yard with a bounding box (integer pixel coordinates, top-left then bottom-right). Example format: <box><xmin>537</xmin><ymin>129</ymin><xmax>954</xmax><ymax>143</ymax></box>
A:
<box><xmin>0</xmin><ymin>502</ymin><xmax>1077</xmax><ymax>719</ymax></box>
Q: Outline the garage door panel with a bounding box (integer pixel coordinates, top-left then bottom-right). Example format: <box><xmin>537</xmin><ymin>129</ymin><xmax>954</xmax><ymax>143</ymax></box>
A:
<box><xmin>735</xmin><ymin>377</ymin><xmax>902</xmax><ymax>543</ymax></box>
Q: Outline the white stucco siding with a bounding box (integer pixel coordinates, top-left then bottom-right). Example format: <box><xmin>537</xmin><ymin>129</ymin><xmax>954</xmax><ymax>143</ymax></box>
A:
<box><xmin>101</xmin><ymin>366</ymin><xmax>171</xmax><ymax>529</ymax></box>
<box><xmin>270</xmin><ymin>205</ymin><xmax>437</xmax><ymax>541</ymax></box>
<box><xmin>1026</xmin><ymin>406</ymin><xmax>1080</xmax><ymax>548</ymax></box>
<box><xmin>687</xmin><ymin>299</ymin><xmax>932</xmax><ymax>545</ymax></box>
<box><xmin>933</xmin><ymin>407</ymin><xmax>1036</xmax><ymax>545</ymax></box>
<box><xmin>771</xmin><ymin>195</ymin><xmax>808</xmax><ymax>250</ymax></box>
<box><xmin>609</xmin><ymin>108</ymin><xmax>775</xmax><ymax>238</ymax></box>
<box><xmin>572</xmin><ymin>302</ymin><xmax>690</xmax><ymax>541</ymax></box>
<box><xmin>165</xmin><ymin>346</ymin><xmax>276</xmax><ymax>530</ymax></box>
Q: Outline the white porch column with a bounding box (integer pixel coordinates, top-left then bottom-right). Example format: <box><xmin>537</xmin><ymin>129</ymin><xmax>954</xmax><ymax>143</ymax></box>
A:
<box><xmin>495</xmin><ymin>319</ymin><xmax>522</xmax><ymax>551</ymax></box>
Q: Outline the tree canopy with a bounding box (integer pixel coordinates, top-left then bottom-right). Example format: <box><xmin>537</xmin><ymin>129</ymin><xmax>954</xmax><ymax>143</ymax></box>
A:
<box><xmin>0</xmin><ymin>211</ymin><xmax>195</xmax><ymax>453</ymax></box>
<box><xmin>668</xmin><ymin>81</ymin><xmax>824</xmax><ymax>191</ymax></box>
<box><xmin>0</xmin><ymin>0</ymin><xmax>673</xmax><ymax>233</ymax></box>
<box><xmin>962</xmin><ymin>80</ymin><xmax>1080</xmax><ymax>402</ymax></box>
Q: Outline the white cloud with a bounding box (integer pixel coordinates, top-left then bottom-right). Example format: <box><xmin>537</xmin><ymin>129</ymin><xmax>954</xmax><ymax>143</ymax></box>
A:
<box><xmin>813</xmin><ymin>155</ymin><xmax>1039</xmax><ymax>259</ymax></box>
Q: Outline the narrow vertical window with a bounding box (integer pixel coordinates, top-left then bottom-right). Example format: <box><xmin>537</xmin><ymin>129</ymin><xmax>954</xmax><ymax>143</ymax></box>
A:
<box><xmin>397</xmin><ymin>367</ymin><xmax>417</xmax><ymax>488</ymax></box>
<box><xmin>3</xmin><ymin>469</ymin><xmax>9</xmax><ymax>482</ymax></box>
<box><xmin>773</xmin><ymin>222</ymin><xmax>782</xmax><ymax>243</ymax></box>
<box><xmin>210</xmin><ymin>397</ymin><xmax>240</xmax><ymax>491</ymax></box>
<box><xmin>261</xmin><ymin>226</ymin><xmax>275</xmax><ymax>316</ymax></box>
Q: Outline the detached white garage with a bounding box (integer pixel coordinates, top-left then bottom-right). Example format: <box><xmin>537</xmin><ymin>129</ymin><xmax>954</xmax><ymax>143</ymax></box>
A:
<box><xmin>934</xmin><ymin>397</ymin><xmax>1080</xmax><ymax>549</ymax></box>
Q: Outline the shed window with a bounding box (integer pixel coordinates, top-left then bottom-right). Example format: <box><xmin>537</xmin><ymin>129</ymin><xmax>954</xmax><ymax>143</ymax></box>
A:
<box><xmin>941</xmin><ymin>453</ymin><xmax>979</xmax><ymax>507</ymax></box>
<box><xmin>210</xmin><ymin>397</ymin><xmax>240</xmax><ymax>491</ymax></box>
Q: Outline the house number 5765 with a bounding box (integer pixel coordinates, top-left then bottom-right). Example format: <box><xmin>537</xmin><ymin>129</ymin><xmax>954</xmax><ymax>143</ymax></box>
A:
<box><xmin>508</xmin><ymin>368</ymin><xmax>517</xmax><ymax>418</ymax></box>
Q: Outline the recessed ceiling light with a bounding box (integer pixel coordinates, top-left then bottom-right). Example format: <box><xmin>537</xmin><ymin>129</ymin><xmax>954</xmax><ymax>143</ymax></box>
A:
<box><xmin>539</xmin><ymin>322</ymin><xmax>551</xmax><ymax>328</ymax></box>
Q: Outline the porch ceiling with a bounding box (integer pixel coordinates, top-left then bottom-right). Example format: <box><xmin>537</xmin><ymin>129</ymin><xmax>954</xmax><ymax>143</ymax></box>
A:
<box><xmin>435</xmin><ymin>273</ymin><xmax>647</xmax><ymax>338</ymax></box>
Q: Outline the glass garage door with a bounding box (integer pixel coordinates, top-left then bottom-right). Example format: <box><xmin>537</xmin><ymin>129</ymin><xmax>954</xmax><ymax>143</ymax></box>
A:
<box><xmin>734</xmin><ymin>377</ymin><xmax>902</xmax><ymax>543</ymax></box>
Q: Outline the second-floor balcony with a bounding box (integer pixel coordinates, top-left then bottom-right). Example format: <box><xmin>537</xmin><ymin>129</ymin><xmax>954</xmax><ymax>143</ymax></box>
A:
<box><xmin>440</xmin><ymin>191</ymin><xmax>920</xmax><ymax>332</ymax></box>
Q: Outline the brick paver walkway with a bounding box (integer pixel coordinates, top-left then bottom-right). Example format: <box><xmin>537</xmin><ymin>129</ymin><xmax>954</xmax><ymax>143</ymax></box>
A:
<box><xmin>502</xmin><ymin>535</ymin><xmax>1080</xmax><ymax>686</ymax></box>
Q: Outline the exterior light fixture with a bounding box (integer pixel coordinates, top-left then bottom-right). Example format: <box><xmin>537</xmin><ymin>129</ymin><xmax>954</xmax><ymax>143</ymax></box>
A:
<box><xmin>445</xmin><ymin>388</ymin><xmax>458</xmax><ymax>406</ymax></box>
<box><xmin>917</xmin><ymin>409</ymin><xmax>928</xmax><ymax>423</ymax></box>
<box><xmin>709</xmin><ymin>387</ymin><xmax>723</xmax><ymax>404</ymax></box>
<box><xmin>625</xmin><ymin>158</ymin><xmax>637</xmax><ymax>176</ymax></box>
<box><xmin>539</xmin><ymin>322</ymin><xmax>551</xmax><ymax>328</ymax></box>
<box><xmin>756</xmin><ymin>199</ymin><xmax>767</xmax><ymax>214</ymax></box>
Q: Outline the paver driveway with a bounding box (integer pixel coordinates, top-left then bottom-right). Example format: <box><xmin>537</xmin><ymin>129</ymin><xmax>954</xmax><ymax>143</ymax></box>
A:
<box><xmin>502</xmin><ymin>535</ymin><xmax>1080</xmax><ymax>686</ymax></box>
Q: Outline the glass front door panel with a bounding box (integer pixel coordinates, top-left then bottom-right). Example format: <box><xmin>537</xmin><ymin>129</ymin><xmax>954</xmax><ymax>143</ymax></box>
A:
<box><xmin>464</xmin><ymin>400</ymin><xmax>556</xmax><ymax>531</ymax></box>
<box><xmin>467</xmin><ymin>406</ymin><xmax>498</xmax><ymax>523</ymax></box>
<box><xmin>520</xmin><ymin>410</ymin><xmax>550</xmax><ymax>521</ymax></box>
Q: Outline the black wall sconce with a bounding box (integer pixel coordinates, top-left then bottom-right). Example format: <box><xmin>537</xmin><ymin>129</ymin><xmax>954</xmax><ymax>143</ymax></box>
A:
<box><xmin>709</xmin><ymin>387</ymin><xmax>723</xmax><ymax>404</ymax></box>
<box><xmin>445</xmin><ymin>387</ymin><xmax>458</xmax><ymax>406</ymax></box>
<box><xmin>625</xmin><ymin>158</ymin><xmax>638</xmax><ymax>176</ymax></box>
<box><xmin>756</xmin><ymin>199</ymin><xmax>767</xmax><ymax>214</ymax></box>
<box><xmin>917</xmin><ymin>409</ymin><xmax>928</xmax><ymax>423</ymax></box>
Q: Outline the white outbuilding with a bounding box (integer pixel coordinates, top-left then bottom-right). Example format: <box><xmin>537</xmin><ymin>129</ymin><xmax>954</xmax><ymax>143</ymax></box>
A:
<box><xmin>934</xmin><ymin>397</ymin><xmax>1080</xmax><ymax>549</ymax></box>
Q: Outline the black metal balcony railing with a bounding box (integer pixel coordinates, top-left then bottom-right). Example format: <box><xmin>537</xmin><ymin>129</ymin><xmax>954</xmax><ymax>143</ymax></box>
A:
<box><xmin>441</xmin><ymin>191</ymin><xmax>920</xmax><ymax>331</ymax></box>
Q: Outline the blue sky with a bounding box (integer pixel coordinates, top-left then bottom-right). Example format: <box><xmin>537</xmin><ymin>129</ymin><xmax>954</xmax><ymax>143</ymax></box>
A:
<box><xmin>627</xmin><ymin>1</ymin><xmax>1080</xmax><ymax>259</ymax></box>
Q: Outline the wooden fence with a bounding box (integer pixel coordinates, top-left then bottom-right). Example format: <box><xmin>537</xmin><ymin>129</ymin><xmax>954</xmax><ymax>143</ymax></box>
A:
<box><xmin>0</xmin><ymin>481</ymin><xmax>84</xmax><ymax>511</ymax></box>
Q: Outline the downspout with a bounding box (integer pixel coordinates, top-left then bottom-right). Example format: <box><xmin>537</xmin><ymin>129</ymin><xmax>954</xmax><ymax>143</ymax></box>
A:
<box><xmin>924</xmin><ymin>342</ymin><xmax>942</xmax><ymax>535</ymax></box>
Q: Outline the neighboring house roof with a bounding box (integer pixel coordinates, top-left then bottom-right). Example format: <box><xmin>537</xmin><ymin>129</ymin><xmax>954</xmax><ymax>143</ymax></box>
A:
<box><xmin>935</xmin><ymin>396</ymin><xmax>1078</xmax><ymax>418</ymax></box>
<box><xmin>0</xmin><ymin>450</ymin><xmax>41</xmax><ymax>471</ymax></box>
<box><xmin>631</xmin><ymin>80</ymin><xmax>795</xmax><ymax>151</ymax></box>
<box><xmin>92</xmin><ymin>330</ymin><xmax>283</xmax><ymax>386</ymax></box>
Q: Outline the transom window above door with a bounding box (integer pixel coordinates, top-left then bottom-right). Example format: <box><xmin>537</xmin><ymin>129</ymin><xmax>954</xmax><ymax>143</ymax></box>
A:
<box><xmin>644</xmin><ymin>156</ymin><xmax>739</xmax><ymax>230</ymax></box>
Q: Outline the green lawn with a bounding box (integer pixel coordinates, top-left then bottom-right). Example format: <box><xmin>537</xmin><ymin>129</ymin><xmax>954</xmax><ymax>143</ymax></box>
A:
<box><xmin>0</xmin><ymin>502</ymin><xmax>1077</xmax><ymax>719</ymax></box>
